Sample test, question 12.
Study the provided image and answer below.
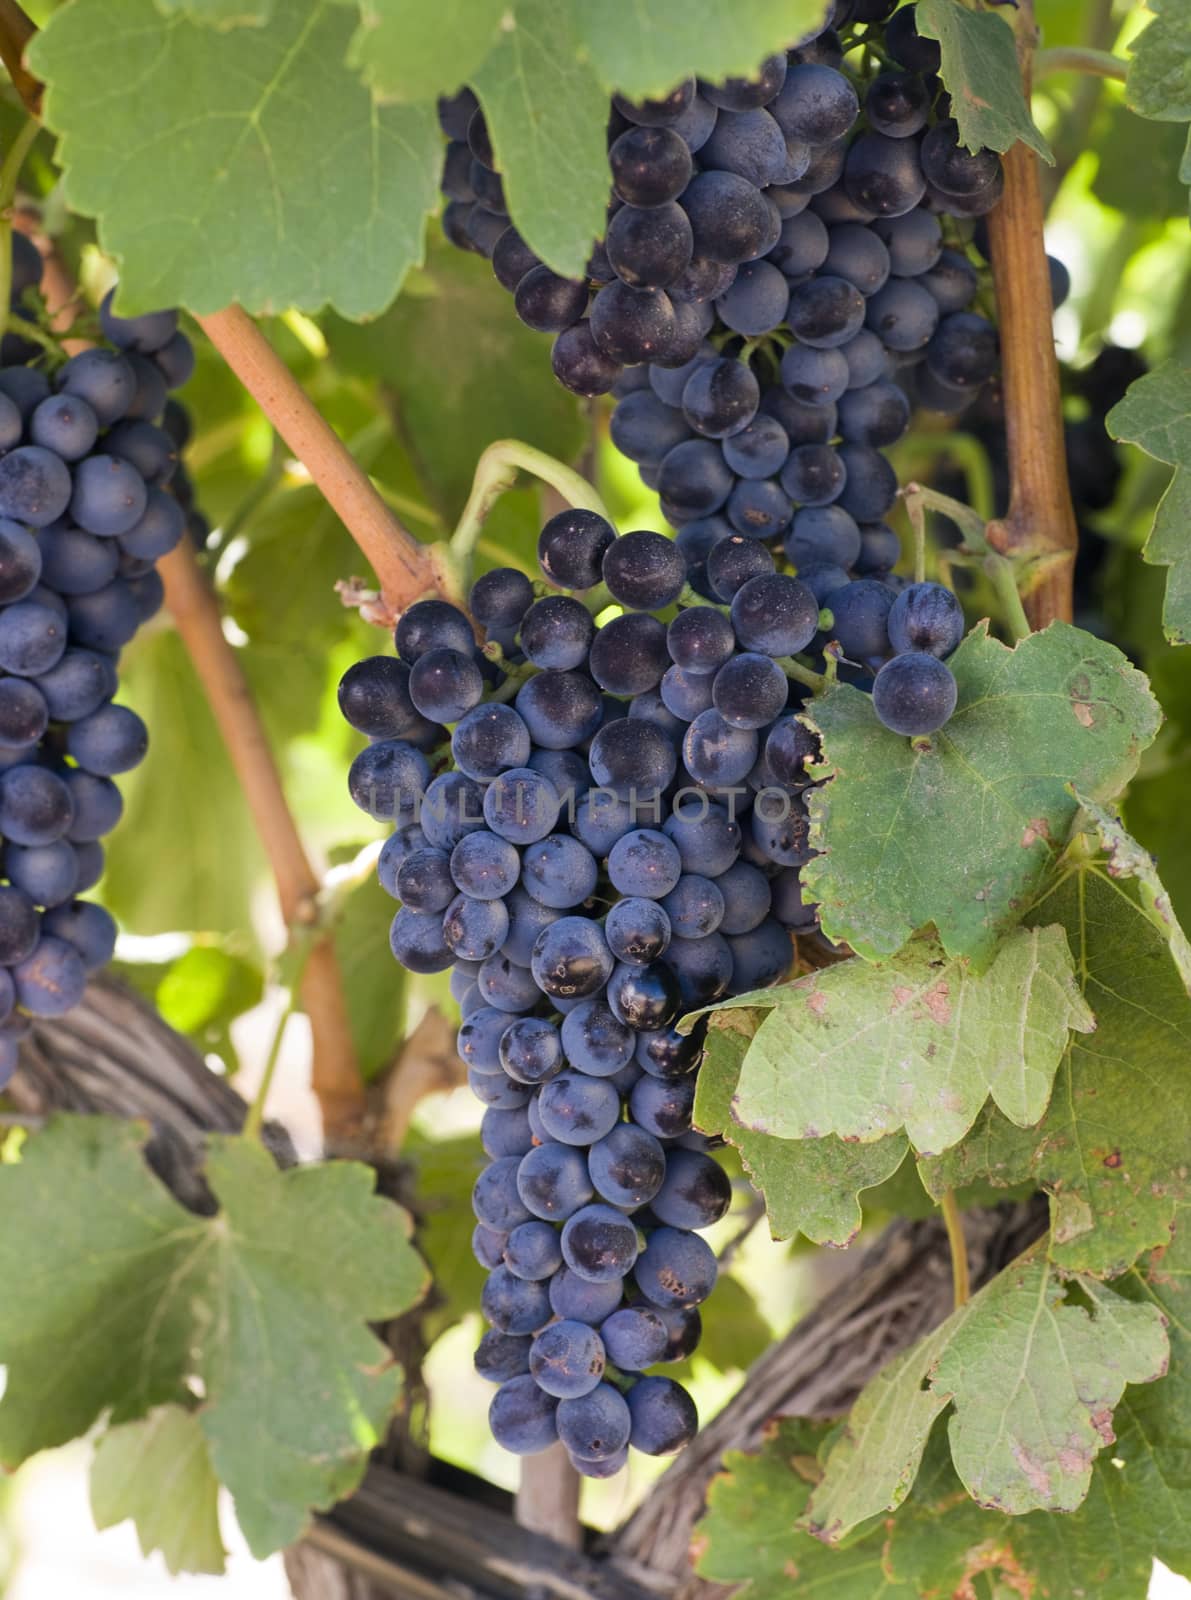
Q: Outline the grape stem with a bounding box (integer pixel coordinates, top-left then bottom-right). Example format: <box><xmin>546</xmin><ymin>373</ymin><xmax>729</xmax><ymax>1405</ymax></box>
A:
<box><xmin>903</xmin><ymin>483</ymin><xmax>1030</xmax><ymax>644</ymax></box>
<box><xmin>983</xmin><ymin>0</ymin><xmax>1080</xmax><ymax>628</ymax></box>
<box><xmin>194</xmin><ymin>305</ymin><xmax>448</xmax><ymax>617</ymax></box>
<box><xmin>448</xmin><ymin>437</ymin><xmax>613</xmax><ymax>583</ymax></box>
<box><xmin>778</xmin><ymin>656</ymin><xmax>828</xmax><ymax>693</ymax></box>
<box><xmin>940</xmin><ymin>1190</ymin><xmax>971</xmax><ymax>1311</ymax></box>
<box><xmin>1034</xmin><ymin>46</ymin><xmax>1127</xmax><ymax>82</ymax></box>
<box><xmin>159</xmin><ymin>539</ymin><xmax>368</xmax><ymax>1144</ymax></box>
<box><xmin>0</xmin><ymin>0</ymin><xmax>40</xmax><ymax>117</ymax></box>
<box><xmin>242</xmin><ymin>996</ymin><xmax>298</xmax><ymax>1141</ymax></box>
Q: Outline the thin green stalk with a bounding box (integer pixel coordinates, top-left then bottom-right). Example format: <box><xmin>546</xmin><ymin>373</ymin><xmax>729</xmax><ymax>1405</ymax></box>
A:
<box><xmin>778</xmin><ymin>655</ymin><xmax>828</xmax><ymax>694</ymax></box>
<box><xmin>1035</xmin><ymin>46</ymin><xmax>1127</xmax><ymax>82</ymax></box>
<box><xmin>0</xmin><ymin>115</ymin><xmax>42</xmax><ymax>348</ymax></box>
<box><xmin>450</xmin><ymin>439</ymin><xmax>613</xmax><ymax>580</ymax></box>
<box><xmin>985</xmin><ymin>552</ymin><xmax>1032</xmax><ymax>644</ymax></box>
<box><xmin>902</xmin><ymin>481</ymin><xmax>989</xmax><ymax>552</ymax></box>
<box><xmin>243</xmin><ymin>997</ymin><xmax>296</xmax><ymax>1141</ymax></box>
<box><xmin>906</xmin><ymin>489</ymin><xmax>927</xmax><ymax>585</ymax></box>
<box><xmin>6</xmin><ymin>312</ymin><xmax>59</xmax><ymax>356</ymax></box>
<box><xmin>940</xmin><ymin>1190</ymin><xmax>971</xmax><ymax>1311</ymax></box>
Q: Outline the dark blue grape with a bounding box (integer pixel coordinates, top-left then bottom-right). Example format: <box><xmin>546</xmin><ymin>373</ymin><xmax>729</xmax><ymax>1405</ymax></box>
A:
<box><xmin>728</xmin><ymin>917</ymin><xmax>796</xmax><ymax>988</ymax></box>
<box><xmin>12</xmin><ymin>935</ymin><xmax>86</xmax><ymax>1017</ymax></box>
<box><xmin>607</xmin><ymin>829</ymin><xmax>683</xmax><ymax>900</ymax></box>
<box><xmin>29</xmin><ymin>394</ymin><xmax>98</xmax><ymax>461</ymax></box>
<box><xmin>652</xmin><ymin>1149</ymin><xmax>732</xmax><ymax>1229</ymax></box>
<box><xmin>716</xmin><ymin>860</ymin><xmax>772</xmax><ymax>935</ymax></box>
<box><xmin>65</xmin><ymin>703</ymin><xmax>148</xmax><ymax>776</ymax></box>
<box><xmin>4</xmin><ymin>842</ymin><xmax>76</xmax><ymax>907</ymax></box>
<box><xmin>770</xmin><ymin>62</ymin><xmax>858</xmax><ymax>143</ymax></box>
<box><xmin>515</xmin><ymin>671</ymin><xmax>603</xmax><ymax>750</ymax></box>
<box><xmin>626</xmin><ymin>1376</ymin><xmax>698</xmax><ymax>1454</ymax></box>
<box><xmin>478</xmin><ymin>951</ymin><xmax>542</xmax><ymax>1012</ymax></box>
<box><xmin>837</xmin><ymin>380</ymin><xmax>911</xmax><ymax>447</ymax></box>
<box><xmin>714</xmin><ymin>259</ymin><xmax>790</xmax><ymax>336</ymax></box>
<box><xmin>538</xmin><ymin>1073</ymin><xmax>622</xmax><ymax>1145</ymax></box>
<box><xmin>470</xmin><ymin>567</ymin><xmax>534</xmax><ymax>630</ymax></box>
<box><xmin>661</xmin><ymin>874</ymin><xmax>725</xmax><ymax>939</ymax></box>
<box><xmin>531</xmin><ymin>915</ymin><xmax>615</xmax><ymax>1001</ymax></box>
<box><xmin>705</xmin><ymin>535</ymin><xmax>774</xmax><ymax>602</ymax></box>
<box><xmin>726</xmin><ymin>479</ymin><xmax>793</xmax><ymax>540</ymax></box>
<box><xmin>70</xmin><ymin>455</ymin><xmax>148</xmax><ymax>537</ymax></box>
<box><xmin>865</xmin><ymin>278</ymin><xmax>939</xmax><ymax>351</ymax></box>
<box><xmin>443</xmin><ymin>894</ymin><xmax>510</xmax><ymax>961</ymax></box>
<box><xmin>389</xmin><ymin>906</ymin><xmax>453</xmax><ymax>973</ymax></box>
<box><xmin>0</xmin><ymin>677</ymin><xmax>46</xmax><ymax>747</ymax></box>
<box><xmin>713</xmin><ymin>653</ymin><xmax>788</xmax><ymax>731</ymax></box>
<box><xmin>562</xmin><ymin>1204</ymin><xmax>640</xmax><ymax>1283</ymax></box>
<box><xmin>56</xmin><ymin>350</ymin><xmax>135</xmax><ymax>426</ymax></box>
<box><xmin>452</xmin><ymin>703</ymin><xmax>531</xmax><ymax>780</ymax></box>
<box><xmin>681</xmin><ymin>171</ymin><xmax>776</xmax><ymax>266</ymax></box>
<box><xmin>663</xmin><ymin>931</ymin><xmax>733</xmax><ymax>1008</ymax></box>
<box><xmin>0</xmin><ymin>765</ymin><xmax>73</xmax><ymax>846</ymax></box>
<box><xmin>395</xmin><ymin>599</ymin><xmax>474</xmax><ymax>664</ymax></box>
<box><xmin>475</xmin><ymin>1227</ymin><xmax>509</xmax><ymax>1279</ymax></box>
<box><xmin>530</xmin><ymin>1320</ymin><xmax>606</xmax><ymax>1400</ymax></box>
<box><xmin>588</xmin><ymin>718</ymin><xmax>677</xmax><ymax>799</ymax></box>
<box><xmin>600</xmin><ymin>1306</ymin><xmax>669</xmax><ymax>1371</ymax></box>
<box><xmin>43</xmin><ymin>900</ymin><xmax>116</xmax><ymax>972</ymax></box>
<box><xmin>630</xmin><ymin>1072</ymin><xmax>696</xmax><ymax>1138</ymax></box>
<box><xmin>635</xmin><ymin>1227</ymin><xmax>717</xmax><ymax>1307</ymax></box>
<box><xmin>721</xmin><ymin>413</ymin><xmax>789</xmax><ymax>479</ymax></box>
<box><xmin>872</xmin><ymin>651</ymin><xmax>958</xmax><ymax>735</ymax></box>
<box><xmin>473</xmin><ymin>1156</ymin><xmax>533</xmax><ymax>1231</ymax></box>
<box><xmin>394</xmin><ymin>847</ymin><xmax>454</xmax><ymax>913</ymax></box>
<box><xmin>488</xmin><ymin>1374</ymin><xmax>558</xmax><ymax>1454</ymax></box>
<box><xmin>518</xmin><ymin>1142</ymin><xmax>595</xmax><ymax>1221</ymax></box>
<box><xmin>560</xmin><ymin>999</ymin><xmax>636</xmax><ymax>1075</ymax></box>
<box><xmin>474</xmin><ymin>1330</ymin><xmax>531</xmax><ymax>1383</ymax></box>
<box><xmin>0</xmin><ymin>447</ymin><xmax>71</xmax><ymax>528</ymax></box>
<box><xmin>347</xmin><ymin>739</ymin><xmax>428</xmax><ymax>823</ymax></box>
<box><xmin>887</xmin><ymin>582</ymin><xmax>964</xmax><ymax>657</ymax></box>
<box><xmin>499</xmin><ymin>1016</ymin><xmax>563</xmax><ymax>1085</ymax></box>
<box><xmin>0</xmin><ymin>884</ymin><xmax>37</xmax><ymax>963</ymax></box>
<box><xmin>420</xmin><ymin>771</ymin><xmax>486</xmax><ymax>849</ymax></box>
<box><xmin>607</xmin><ymin>960</ymin><xmax>681</xmax><ymax>1031</ymax></box>
<box><xmin>787</xmin><ymin>275</ymin><xmax>866</xmax><ymax>348</ymax></box>
<box><xmin>482</xmin><ymin>1104</ymin><xmax>536</xmax><ymax>1159</ymax></box>
<box><xmin>701</xmin><ymin>107</ymin><xmax>791</xmax><ymax>187</ymax></box>
<box><xmin>520</xmin><ymin>834</ymin><xmax>598</xmax><ymax>909</ymax></box>
<box><xmin>663</xmin><ymin>797</ymin><xmax>741</xmax><ymax>875</ymax></box>
<box><xmin>768</xmin><ymin>209</ymin><xmax>829</xmax><ymax>276</ymax></box>
<box><xmin>61</xmin><ymin>770</ymin><xmax>121</xmax><ymax>842</ymax></box>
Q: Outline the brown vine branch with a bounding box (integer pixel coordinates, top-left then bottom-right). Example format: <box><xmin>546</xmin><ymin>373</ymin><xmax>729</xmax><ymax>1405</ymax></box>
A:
<box><xmin>0</xmin><ymin>0</ymin><xmax>41</xmax><ymax>117</ymax></box>
<box><xmin>984</xmin><ymin>4</ymin><xmax>1079</xmax><ymax>629</ymax></box>
<box><xmin>194</xmin><ymin>308</ymin><xmax>445</xmax><ymax>617</ymax></box>
<box><xmin>158</xmin><ymin>541</ymin><xmax>366</xmax><ymax>1145</ymax></box>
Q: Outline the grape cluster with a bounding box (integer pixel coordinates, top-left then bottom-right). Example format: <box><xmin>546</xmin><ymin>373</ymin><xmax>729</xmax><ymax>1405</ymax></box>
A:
<box><xmin>0</xmin><ymin>236</ymin><xmax>198</xmax><ymax>1085</ymax></box>
<box><xmin>341</xmin><ymin>507</ymin><xmax>841</xmax><ymax>1474</ymax></box>
<box><xmin>437</xmin><ymin>1</ymin><xmax>1003</xmax><ymax>728</ymax></box>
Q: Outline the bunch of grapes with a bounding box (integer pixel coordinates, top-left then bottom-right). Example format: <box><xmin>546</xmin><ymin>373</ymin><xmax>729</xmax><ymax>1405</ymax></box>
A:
<box><xmin>436</xmin><ymin>0</ymin><xmax>1006</xmax><ymax>726</ymax></box>
<box><xmin>341</xmin><ymin>502</ymin><xmax>866</xmax><ymax>1473</ymax></box>
<box><xmin>0</xmin><ymin>235</ymin><xmax>196</xmax><ymax>1083</ymax></box>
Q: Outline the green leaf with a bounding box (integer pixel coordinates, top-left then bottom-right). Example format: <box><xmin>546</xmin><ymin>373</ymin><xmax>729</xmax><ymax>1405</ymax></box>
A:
<box><xmin>1076</xmin><ymin>793</ymin><xmax>1191</xmax><ymax>987</ymax></box>
<box><xmin>916</xmin><ymin>0</ymin><xmax>1052</xmax><ymax>161</ymax></box>
<box><xmin>155</xmin><ymin>0</ymin><xmax>273</xmax><ymax>25</ymax></box>
<box><xmin>886</xmin><ymin>1218</ymin><xmax>1191</xmax><ymax>1597</ymax></box>
<box><xmin>1141</xmin><ymin>469</ymin><xmax>1191</xmax><ymax>645</ymax></box>
<box><xmin>102</xmin><ymin>631</ymin><xmax>264</xmax><ymax>940</ymax></box>
<box><xmin>1092</xmin><ymin>105</ymin><xmax>1191</xmax><ymax>221</ymax></box>
<box><xmin>471</xmin><ymin>2</ymin><xmax>609</xmax><ymax>278</ymax></box>
<box><xmin>347</xmin><ymin>0</ymin><xmax>506</xmax><ymax>100</ymax></box>
<box><xmin>802</xmin><ymin>621</ymin><xmax>1159</xmax><ymax>963</ymax></box>
<box><xmin>155</xmin><ymin>945</ymin><xmax>265</xmax><ymax>1071</ymax></box>
<box><xmin>30</xmin><ymin>0</ymin><xmax>441</xmax><ymax>317</ymax></box>
<box><xmin>730</xmin><ymin>926</ymin><xmax>1092</xmax><ymax>1156</ymax></box>
<box><xmin>575</xmin><ymin>2</ymin><xmax>830</xmax><ymax>102</ymax></box>
<box><xmin>91</xmin><ymin>1406</ymin><xmax>225</xmax><ymax>1576</ymax></box>
<box><xmin>805</xmin><ymin>1246</ymin><xmax>1168</xmax><ymax>1541</ymax></box>
<box><xmin>0</xmin><ymin>1118</ymin><xmax>428</xmax><ymax>1556</ymax></box>
<box><xmin>694</xmin><ymin>1419</ymin><xmax>915</xmax><ymax>1599</ymax></box>
<box><xmin>1108</xmin><ymin>361</ymin><xmax>1191</xmax><ymax>469</ymax></box>
<box><xmin>695</xmin><ymin>1010</ymin><xmax>908</xmax><ymax>1246</ymax></box>
<box><xmin>1108</xmin><ymin>367</ymin><xmax>1191</xmax><ymax>643</ymax></box>
<box><xmin>1127</xmin><ymin>1</ymin><xmax>1191</xmax><ymax>123</ymax></box>
<box><xmin>922</xmin><ymin>844</ymin><xmax>1191</xmax><ymax>1276</ymax></box>
<box><xmin>697</xmin><ymin>1272</ymin><xmax>774</xmax><ymax>1374</ymax></box>
<box><xmin>326</xmin><ymin>236</ymin><xmax>585</xmax><ymax>519</ymax></box>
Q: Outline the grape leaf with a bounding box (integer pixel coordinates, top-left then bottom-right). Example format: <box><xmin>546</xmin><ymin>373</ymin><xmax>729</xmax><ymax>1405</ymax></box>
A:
<box><xmin>91</xmin><ymin>1406</ymin><xmax>225</xmax><ymax>1576</ymax></box>
<box><xmin>326</xmin><ymin>236</ymin><xmax>585</xmax><ymax>519</ymax></box>
<box><xmin>886</xmin><ymin>1219</ymin><xmax>1191</xmax><ymax>1597</ymax></box>
<box><xmin>916</xmin><ymin>0</ymin><xmax>1052</xmax><ymax>161</ymax></box>
<box><xmin>1127</xmin><ymin>0</ymin><xmax>1191</xmax><ymax>123</ymax></box>
<box><xmin>471</xmin><ymin>1</ymin><xmax>609</xmax><ymax>279</ymax></box>
<box><xmin>801</xmin><ymin>621</ymin><xmax>1160</xmax><ymax>963</ymax></box>
<box><xmin>1109</xmin><ymin>361</ymin><xmax>1191</xmax><ymax>469</ymax></box>
<box><xmin>155</xmin><ymin>0</ymin><xmax>273</xmax><ymax>24</ymax></box>
<box><xmin>921</xmin><ymin>840</ymin><xmax>1191</xmax><ymax>1275</ymax></box>
<box><xmin>30</xmin><ymin>0</ymin><xmax>442</xmax><ymax>317</ymax></box>
<box><xmin>729</xmin><ymin>925</ymin><xmax>1092</xmax><ymax>1156</ymax></box>
<box><xmin>693</xmin><ymin>1419</ymin><xmax>916</xmax><ymax>1599</ymax></box>
<box><xmin>1108</xmin><ymin>367</ymin><xmax>1191</xmax><ymax>642</ymax></box>
<box><xmin>695</xmin><ymin>1008</ymin><xmax>909</xmax><ymax>1246</ymax></box>
<box><xmin>0</xmin><ymin>1117</ymin><xmax>428</xmax><ymax>1557</ymax></box>
<box><xmin>347</xmin><ymin>0</ymin><xmax>507</xmax><ymax>101</ymax></box>
<box><xmin>1076</xmin><ymin>792</ymin><xmax>1191</xmax><ymax>987</ymax></box>
<box><xmin>1141</xmin><ymin>470</ymin><xmax>1191</xmax><ymax>646</ymax></box>
<box><xmin>575</xmin><ymin>1</ymin><xmax>831</xmax><ymax>102</ymax></box>
<box><xmin>805</xmin><ymin>1245</ymin><xmax>1168</xmax><ymax>1541</ymax></box>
